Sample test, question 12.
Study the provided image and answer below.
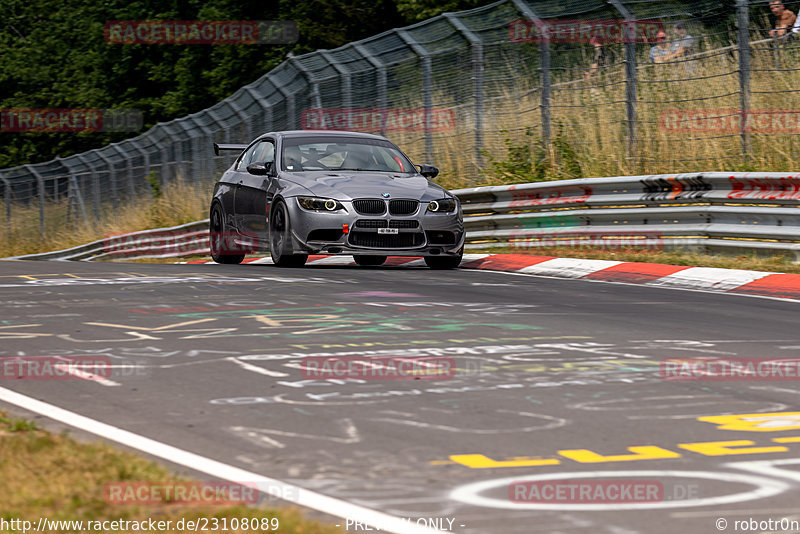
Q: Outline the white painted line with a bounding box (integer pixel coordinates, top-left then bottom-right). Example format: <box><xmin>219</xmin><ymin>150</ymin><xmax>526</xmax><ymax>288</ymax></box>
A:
<box><xmin>305</xmin><ymin>256</ymin><xmax>355</xmax><ymax>265</ymax></box>
<box><xmin>461</xmin><ymin>254</ymin><xmax>491</xmax><ymax>262</ymax></box>
<box><xmin>248</xmin><ymin>257</ymin><xmax>274</xmax><ymax>264</ymax></box>
<box><xmin>55</xmin><ymin>360</ymin><xmax>120</xmax><ymax>387</ymax></box>
<box><xmin>395</xmin><ymin>259</ymin><xmax>427</xmax><ymax>267</ymax></box>
<box><xmin>0</xmin><ymin>387</ymin><xmax>443</xmax><ymax>534</ymax></box>
<box><xmin>227</xmin><ymin>357</ymin><xmax>289</xmax><ymax>378</ymax></box>
<box><xmin>646</xmin><ymin>267</ymin><xmax>774</xmax><ymax>291</ymax></box>
<box><xmin>519</xmin><ymin>258</ymin><xmax>623</xmax><ymax>278</ymax></box>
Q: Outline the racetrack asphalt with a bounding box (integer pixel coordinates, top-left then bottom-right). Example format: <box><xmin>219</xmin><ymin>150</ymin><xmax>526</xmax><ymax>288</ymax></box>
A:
<box><xmin>1</xmin><ymin>257</ymin><xmax>800</xmax><ymax>534</ymax></box>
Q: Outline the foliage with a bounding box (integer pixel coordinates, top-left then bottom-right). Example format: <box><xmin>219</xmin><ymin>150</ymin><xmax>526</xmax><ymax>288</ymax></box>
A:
<box><xmin>483</xmin><ymin>126</ymin><xmax>582</xmax><ymax>183</ymax></box>
<box><xmin>0</xmin><ymin>0</ymin><xmax>494</xmax><ymax>169</ymax></box>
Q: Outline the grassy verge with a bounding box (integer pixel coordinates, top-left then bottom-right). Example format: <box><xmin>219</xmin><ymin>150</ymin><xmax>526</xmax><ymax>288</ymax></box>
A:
<box><xmin>0</xmin><ymin>412</ymin><xmax>342</xmax><ymax>533</ymax></box>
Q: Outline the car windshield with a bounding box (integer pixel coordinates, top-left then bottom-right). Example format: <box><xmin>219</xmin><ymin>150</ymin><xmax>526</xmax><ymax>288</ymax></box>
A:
<box><xmin>282</xmin><ymin>136</ymin><xmax>415</xmax><ymax>173</ymax></box>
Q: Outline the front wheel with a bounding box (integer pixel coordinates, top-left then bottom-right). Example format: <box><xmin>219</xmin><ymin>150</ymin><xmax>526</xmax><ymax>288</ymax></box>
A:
<box><xmin>424</xmin><ymin>253</ymin><xmax>462</xmax><ymax>270</ymax></box>
<box><xmin>354</xmin><ymin>255</ymin><xmax>387</xmax><ymax>266</ymax></box>
<box><xmin>210</xmin><ymin>204</ymin><xmax>245</xmax><ymax>264</ymax></box>
<box><xmin>269</xmin><ymin>200</ymin><xmax>308</xmax><ymax>267</ymax></box>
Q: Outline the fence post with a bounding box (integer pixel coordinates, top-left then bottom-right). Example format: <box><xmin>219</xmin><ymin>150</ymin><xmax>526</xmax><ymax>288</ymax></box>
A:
<box><xmin>74</xmin><ymin>154</ymin><xmax>100</xmax><ymax>220</ymax></box>
<box><xmin>445</xmin><ymin>13</ymin><xmax>485</xmax><ymax>167</ymax></box>
<box><xmin>288</xmin><ymin>55</ymin><xmax>323</xmax><ymax>110</ymax></box>
<box><xmin>56</xmin><ymin>157</ymin><xmax>87</xmax><ymax>225</ymax></box>
<box><xmin>228</xmin><ymin>99</ymin><xmax>253</xmax><ymax>141</ymax></box>
<box><xmin>397</xmin><ymin>29</ymin><xmax>435</xmax><ymax>164</ymax></box>
<box><xmin>511</xmin><ymin>0</ymin><xmax>550</xmax><ymax>146</ymax></box>
<box><xmin>353</xmin><ymin>43</ymin><xmax>388</xmax><ymax>135</ymax></box>
<box><xmin>610</xmin><ymin>0</ymin><xmax>638</xmax><ymax>164</ymax></box>
<box><xmin>244</xmin><ymin>86</ymin><xmax>275</xmax><ymax>133</ymax></box>
<box><xmin>0</xmin><ymin>171</ymin><xmax>10</xmax><ymax>224</ymax></box>
<box><xmin>319</xmin><ymin>51</ymin><xmax>352</xmax><ymax>110</ymax></box>
<box><xmin>275</xmin><ymin>82</ymin><xmax>297</xmax><ymax>130</ymax></box>
<box><xmin>737</xmin><ymin>0</ymin><xmax>752</xmax><ymax>162</ymax></box>
<box><xmin>25</xmin><ymin>165</ymin><xmax>46</xmax><ymax>237</ymax></box>
<box><xmin>106</xmin><ymin>144</ymin><xmax>136</xmax><ymax>199</ymax></box>
<box><xmin>95</xmin><ymin>151</ymin><xmax>119</xmax><ymax>210</ymax></box>
<box><xmin>187</xmin><ymin>117</ymin><xmax>213</xmax><ymax>183</ymax></box>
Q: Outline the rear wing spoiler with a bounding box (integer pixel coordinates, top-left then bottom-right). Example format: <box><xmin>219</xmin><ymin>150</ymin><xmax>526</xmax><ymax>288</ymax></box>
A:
<box><xmin>213</xmin><ymin>143</ymin><xmax>247</xmax><ymax>156</ymax></box>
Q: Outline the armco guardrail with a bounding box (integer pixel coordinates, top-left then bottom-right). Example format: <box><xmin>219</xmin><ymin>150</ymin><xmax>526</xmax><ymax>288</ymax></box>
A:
<box><xmin>5</xmin><ymin>220</ymin><xmax>210</xmax><ymax>261</ymax></box>
<box><xmin>6</xmin><ymin>172</ymin><xmax>800</xmax><ymax>262</ymax></box>
<box><xmin>457</xmin><ymin>172</ymin><xmax>800</xmax><ymax>259</ymax></box>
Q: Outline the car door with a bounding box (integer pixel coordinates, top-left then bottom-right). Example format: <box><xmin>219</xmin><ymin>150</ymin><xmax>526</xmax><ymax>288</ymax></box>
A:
<box><xmin>234</xmin><ymin>138</ymin><xmax>275</xmax><ymax>242</ymax></box>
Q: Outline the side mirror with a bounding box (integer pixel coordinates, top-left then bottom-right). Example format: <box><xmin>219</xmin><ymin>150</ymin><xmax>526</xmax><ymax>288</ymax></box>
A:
<box><xmin>417</xmin><ymin>164</ymin><xmax>439</xmax><ymax>179</ymax></box>
<box><xmin>247</xmin><ymin>161</ymin><xmax>273</xmax><ymax>176</ymax></box>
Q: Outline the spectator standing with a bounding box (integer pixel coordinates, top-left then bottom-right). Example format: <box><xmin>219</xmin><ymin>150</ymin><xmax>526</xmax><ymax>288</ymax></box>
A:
<box><xmin>650</xmin><ymin>30</ymin><xmax>671</xmax><ymax>63</ymax></box>
<box><xmin>769</xmin><ymin>1</ymin><xmax>797</xmax><ymax>38</ymax></box>
<box><xmin>584</xmin><ymin>35</ymin><xmax>606</xmax><ymax>80</ymax></box>
<box><xmin>669</xmin><ymin>22</ymin><xmax>695</xmax><ymax>59</ymax></box>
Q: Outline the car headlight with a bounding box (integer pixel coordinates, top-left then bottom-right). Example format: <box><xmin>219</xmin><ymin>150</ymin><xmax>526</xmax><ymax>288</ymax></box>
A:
<box><xmin>427</xmin><ymin>198</ymin><xmax>457</xmax><ymax>213</ymax></box>
<box><xmin>297</xmin><ymin>197</ymin><xmax>345</xmax><ymax>212</ymax></box>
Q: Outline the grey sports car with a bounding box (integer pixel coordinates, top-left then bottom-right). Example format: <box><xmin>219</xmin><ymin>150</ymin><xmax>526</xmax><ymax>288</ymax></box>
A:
<box><xmin>209</xmin><ymin>130</ymin><xmax>464</xmax><ymax>268</ymax></box>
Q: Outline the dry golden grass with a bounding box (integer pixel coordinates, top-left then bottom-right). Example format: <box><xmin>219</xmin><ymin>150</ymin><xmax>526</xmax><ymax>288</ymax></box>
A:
<box><xmin>0</xmin><ymin>412</ymin><xmax>342</xmax><ymax>533</ymax></box>
<box><xmin>0</xmin><ymin>179</ymin><xmax>212</xmax><ymax>258</ymax></box>
<box><xmin>393</xmin><ymin>41</ymin><xmax>800</xmax><ymax>184</ymax></box>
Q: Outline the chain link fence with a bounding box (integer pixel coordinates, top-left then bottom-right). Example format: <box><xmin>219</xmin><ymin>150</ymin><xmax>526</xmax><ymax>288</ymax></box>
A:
<box><xmin>1</xmin><ymin>0</ymin><xmax>799</xmax><ymax>238</ymax></box>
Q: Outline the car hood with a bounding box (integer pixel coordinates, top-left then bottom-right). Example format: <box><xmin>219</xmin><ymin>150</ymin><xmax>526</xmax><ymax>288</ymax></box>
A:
<box><xmin>287</xmin><ymin>172</ymin><xmax>447</xmax><ymax>201</ymax></box>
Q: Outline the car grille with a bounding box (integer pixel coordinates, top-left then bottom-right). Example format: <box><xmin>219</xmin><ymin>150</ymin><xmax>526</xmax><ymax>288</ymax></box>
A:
<box><xmin>349</xmin><ymin>232</ymin><xmax>425</xmax><ymax>248</ymax></box>
<box><xmin>353</xmin><ymin>199</ymin><xmax>386</xmax><ymax>215</ymax></box>
<box><xmin>353</xmin><ymin>219</ymin><xmax>420</xmax><ymax>230</ymax></box>
<box><xmin>354</xmin><ymin>219</ymin><xmax>387</xmax><ymax>228</ymax></box>
<box><xmin>390</xmin><ymin>220</ymin><xmax>419</xmax><ymax>229</ymax></box>
<box><xmin>389</xmin><ymin>199</ymin><xmax>418</xmax><ymax>215</ymax></box>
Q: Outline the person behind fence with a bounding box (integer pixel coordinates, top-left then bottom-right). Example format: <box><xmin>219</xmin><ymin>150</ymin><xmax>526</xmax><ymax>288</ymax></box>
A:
<box><xmin>583</xmin><ymin>35</ymin><xmax>606</xmax><ymax>95</ymax></box>
<box><xmin>769</xmin><ymin>0</ymin><xmax>797</xmax><ymax>38</ymax></box>
<box><xmin>649</xmin><ymin>30</ymin><xmax>671</xmax><ymax>63</ymax></box>
<box><xmin>669</xmin><ymin>22</ymin><xmax>695</xmax><ymax>59</ymax></box>
<box><xmin>584</xmin><ymin>35</ymin><xmax>606</xmax><ymax>80</ymax></box>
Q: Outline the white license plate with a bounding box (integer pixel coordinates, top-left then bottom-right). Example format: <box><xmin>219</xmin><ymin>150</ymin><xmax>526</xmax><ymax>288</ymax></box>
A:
<box><xmin>377</xmin><ymin>228</ymin><xmax>399</xmax><ymax>234</ymax></box>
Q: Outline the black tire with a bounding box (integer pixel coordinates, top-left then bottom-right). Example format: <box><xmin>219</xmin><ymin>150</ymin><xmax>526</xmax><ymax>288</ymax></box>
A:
<box><xmin>269</xmin><ymin>200</ymin><xmax>308</xmax><ymax>267</ymax></box>
<box><xmin>424</xmin><ymin>253</ymin><xmax>462</xmax><ymax>270</ymax></box>
<box><xmin>210</xmin><ymin>203</ymin><xmax>245</xmax><ymax>265</ymax></box>
<box><xmin>353</xmin><ymin>255</ymin><xmax>387</xmax><ymax>266</ymax></box>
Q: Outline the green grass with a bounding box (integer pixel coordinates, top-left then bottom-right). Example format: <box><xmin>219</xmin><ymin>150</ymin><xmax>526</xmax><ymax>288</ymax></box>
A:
<box><xmin>0</xmin><ymin>411</ymin><xmax>343</xmax><ymax>533</ymax></box>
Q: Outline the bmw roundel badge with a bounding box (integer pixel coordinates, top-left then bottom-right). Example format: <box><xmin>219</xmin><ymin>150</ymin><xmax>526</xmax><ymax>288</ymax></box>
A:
<box><xmin>381</xmin><ymin>192</ymin><xmax>390</xmax><ymax>198</ymax></box>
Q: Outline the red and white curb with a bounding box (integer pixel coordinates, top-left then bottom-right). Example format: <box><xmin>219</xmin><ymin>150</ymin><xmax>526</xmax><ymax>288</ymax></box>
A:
<box><xmin>183</xmin><ymin>254</ymin><xmax>800</xmax><ymax>302</ymax></box>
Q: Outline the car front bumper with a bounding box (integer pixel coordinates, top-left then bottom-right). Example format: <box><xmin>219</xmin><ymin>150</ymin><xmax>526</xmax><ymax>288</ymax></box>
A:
<box><xmin>283</xmin><ymin>197</ymin><xmax>465</xmax><ymax>257</ymax></box>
